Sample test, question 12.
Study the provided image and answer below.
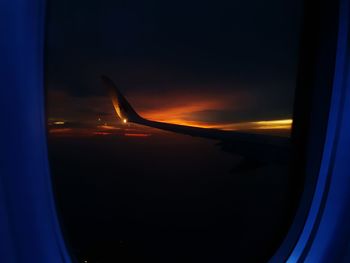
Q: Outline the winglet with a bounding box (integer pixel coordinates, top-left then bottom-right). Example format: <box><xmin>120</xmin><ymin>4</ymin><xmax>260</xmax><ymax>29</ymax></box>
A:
<box><xmin>100</xmin><ymin>75</ymin><xmax>142</xmax><ymax>123</ymax></box>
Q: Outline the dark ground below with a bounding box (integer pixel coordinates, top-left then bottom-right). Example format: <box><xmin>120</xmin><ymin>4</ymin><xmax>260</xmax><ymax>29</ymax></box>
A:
<box><xmin>48</xmin><ymin>133</ymin><xmax>297</xmax><ymax>263</ymax></box>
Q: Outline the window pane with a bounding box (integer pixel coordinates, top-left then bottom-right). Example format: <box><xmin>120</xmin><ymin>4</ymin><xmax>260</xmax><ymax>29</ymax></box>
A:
<box><xmin>46</xmin><ymin>0</ymin><xmax>303</xmax><ymax>262</ymax></box>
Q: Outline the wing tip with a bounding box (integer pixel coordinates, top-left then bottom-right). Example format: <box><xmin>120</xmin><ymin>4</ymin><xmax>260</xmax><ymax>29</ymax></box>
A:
<box><xmin>100</xmin><ymin>74</ymin><xmax>142</xmax><ymax>123</ymax></box>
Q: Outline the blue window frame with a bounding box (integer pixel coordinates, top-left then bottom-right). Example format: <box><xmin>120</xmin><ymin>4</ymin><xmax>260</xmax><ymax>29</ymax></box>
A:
<box><xmin>0</xmin><ymin>0</ymin><xmax>349</xmax><ymax>262</ymax></box>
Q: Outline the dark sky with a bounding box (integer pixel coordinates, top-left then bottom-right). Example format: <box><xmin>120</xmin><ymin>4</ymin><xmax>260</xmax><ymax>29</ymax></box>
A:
<box><xmin>46</xmin><ymin>0</ymin><xmax>303</xmax><ymax>131</ymax></box>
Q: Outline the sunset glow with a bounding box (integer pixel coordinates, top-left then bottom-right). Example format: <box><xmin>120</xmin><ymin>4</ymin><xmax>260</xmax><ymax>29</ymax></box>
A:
<box><xmin>48</xmin><ymin>117</ymin><xmax>292</xmax><ymax>138</ymax></box>
<box><xmin>253</xmin><ymin>119</ymin><xmax>293</xmax><ymax>130</ymax></box>
<box><xmin>158</xmin><ymin>118</ymin><xmax>293</xmax><ymax>131</ymax></box>
<box><xmin>128</xmin><ymin>94</ymin><xmax>292</xmax><ymax>132</ymax></box>
<box><xmin>138</xmin><ymin>108</ymin><xmax>293</xmax><ymax>131</ymax></box>
<box><xmin>48</xmin><ymin>88</ymin><xmax>293</xmax><ymax>138</ymax></box>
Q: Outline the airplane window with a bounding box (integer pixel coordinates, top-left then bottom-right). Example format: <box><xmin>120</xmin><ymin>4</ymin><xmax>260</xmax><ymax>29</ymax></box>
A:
<box><xmin>46</xmin><ymin>0</ymin><xmax>303</xmax><ymax>262</ymax></box>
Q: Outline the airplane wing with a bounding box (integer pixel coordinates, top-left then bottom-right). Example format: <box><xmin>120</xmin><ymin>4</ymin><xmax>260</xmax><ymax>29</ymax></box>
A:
<box><xmin>101</xmin><ymin>76</ymin><xmax>291</xmax><ymax>165</ymax></box>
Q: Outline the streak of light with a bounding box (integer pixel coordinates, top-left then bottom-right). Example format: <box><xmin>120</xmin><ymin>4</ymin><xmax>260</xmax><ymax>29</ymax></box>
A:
<box><xmin>97</xmin><ymin>125</ymin><xmax>120</xmax><ymax>130</ymax></box>
<box><xmin>49</xmin><ymin>128</ymin><xmax>72</xmax><ymax>133</ymax></box>
<box><xmin>124</xmin><ymin>133</ymin><xmax>150</xmax><ymax>137</ymax></box>
<box><xmin>144</xmin><ymin>118</ymin><xmax>293</xmax><ymax>131</ymax></box>
<box><xmin>93</xmin><ymin>132</ymin><xmax>111</xmax><ymax>136</ymax></box>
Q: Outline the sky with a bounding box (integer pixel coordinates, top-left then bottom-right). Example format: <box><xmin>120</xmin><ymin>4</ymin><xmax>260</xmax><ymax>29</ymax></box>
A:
<box><xmin>46</xmin><ymin>0</ymin><xmax>303</xmax><ymax>136</ymax></box>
